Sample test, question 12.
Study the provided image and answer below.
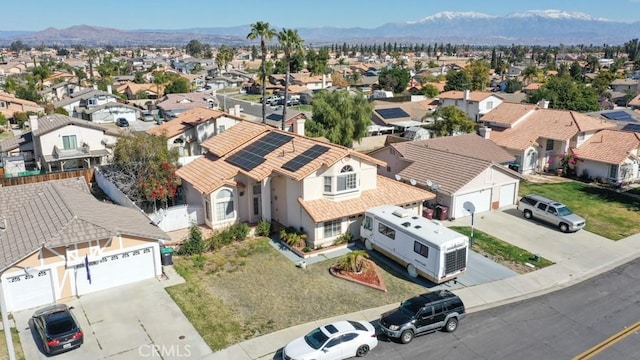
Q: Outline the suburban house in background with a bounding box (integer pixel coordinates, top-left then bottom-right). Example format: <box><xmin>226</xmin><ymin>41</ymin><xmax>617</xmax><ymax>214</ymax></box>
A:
<box><xmin>146</xmin><ymin>107</ymin><xmax>244</xmax><ymax>158</ymax></box>
<box><xmin>480</xmin><ymin>101</ymin><xmax>617</xmax><ymax>175</ymax></box>
<box><xmin>0</xmin><ymin>114</ymin><xmax>122</xmax><ymax>176</ymax></box>
<box><xmin>369</xmin><ymin>133</ymin><xmax>521</xmax><ymax>220</ymax></box>
<box><xmin>53</xmin><ymin>87</ymin><xmax>139</xmax><ymax>124</ymax></box>
<box><xmin>175</xmin><ymin>121</ymin><xmax>433</xmax><ymax>248</ymax></box>
<box><xmin>0</xmin><ymin>177</ymin><xmax>170</xmax><ymax>313</ymax></box>
<box><xmin>438</xmin><ymin>90</ymin><xmax>504</xmax><ymax>122</ymax></box>
<box><xmin>116</xmin><ymin>82</ymin><xmax>163</xmax><ymax>100</ymax></box>
<box><xmin>0</xmin><ymin>92</ymin><xmax>44</xmax><ymax>120</ymax></box>
<box><xmin>155</xmin><ymin>92</ymin><xmax>219</xmax><ymax>119</ymax></box>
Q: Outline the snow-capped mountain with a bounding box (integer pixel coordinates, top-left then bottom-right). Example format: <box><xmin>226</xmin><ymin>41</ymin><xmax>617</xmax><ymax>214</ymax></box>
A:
<box><xmin>505</xmin><ymin>9</ymin><xmax>611</xmax><ymax>22</ymax></box>
<box><xmin>407</xmin><ymin>11</ymin><xmax>496</xmax><ymax>24</ymax></box>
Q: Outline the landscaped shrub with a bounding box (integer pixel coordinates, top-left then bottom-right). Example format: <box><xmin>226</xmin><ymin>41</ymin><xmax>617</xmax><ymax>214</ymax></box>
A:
<box><xmin>191</xmin><ymin>254</ymin><xmax>206</xmax><ymax>269</ymax></box>
<box><xmin>333</xmin><ymin>232</ymin><xmax>352</xmax><ymax>245</ymax></box>
<box><xmin>179</xmin><ymin>224</ymin><xmax>205</xmax><ymax>255</ymax></box>
<box><xmin>229</xmin><ymin>223</ymin><xmax>250</xmax><ymax>241</ymax></box>
<box><xmin>255</xmin><ymin>219</ymin><xmax>271</xmax><ymax>237</ymax></box>
<box><xmin>279</xmin><ymin>228</ymin><xmax>308</xmax><ymax>248</ymax></box>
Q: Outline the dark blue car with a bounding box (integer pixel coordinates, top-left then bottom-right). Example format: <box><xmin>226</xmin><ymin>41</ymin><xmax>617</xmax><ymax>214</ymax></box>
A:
<box><xmin>32</xmin><ymin>304</ymin><xmax>83</xmax><ymax>355</ymax></box>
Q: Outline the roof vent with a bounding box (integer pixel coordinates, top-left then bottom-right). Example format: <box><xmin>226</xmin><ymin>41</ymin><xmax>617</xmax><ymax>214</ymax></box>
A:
<box><xmin>392</xmin><ymin>209</ymin><xmax>409</xmax><ymax>218</ymax></box>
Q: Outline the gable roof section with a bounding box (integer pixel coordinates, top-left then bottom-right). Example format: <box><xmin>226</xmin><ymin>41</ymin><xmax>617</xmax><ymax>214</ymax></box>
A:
<box><xmin>175</xmin><ymin>153</ymin><xmax>240</xmax><ymax>194</ymax></box>
<box><xmin>0</xmin><ymin>178</ymin><xmax>169</xmax><ymax>272</ymax></box>
<box><xmin>32</xmin><ymin>114</ymin><xmax>122</xmax><ymax>137</ymax></box>
<box><xmin>76</xmin><ymin>101</ymin><xmax>139</xmax><ymax>115</ymax></box>
<box><xmin>397</xmin><ymin>144</ymin><xmax>520</xmax><ymax>195</ymax></box>
<box><xmin>156</xmin><ymin>93</ymin><xmax>218</xmax><ymax>111</ymax></box>
<box><xmin>576</xmin><ymin>130</ymin><xmax>640</xmax><ymax>164</ymax></box>
<box><xmin>200</xmin><ymin>121</ymin><xmax>271</xmax><ymax>157</ymax></box>
<box><xmin>298</xmin><ymin>175</ymin><xmax>434</xmax><ymax>223</ymax></box>
<box><xmin>488</xmin><ymin>108</ymin><xmax>616</xmax><ymax>151</ymax></box>
<box><xmin>391</xmin><ymin>133</ymin><xmax>515</xmax><ymax>163</ymax></box>
<box><xmin>0</xmin><ymin>131</ymin><xmax>32</xmax><ymax>152</ymax></box>
<box><xmin>0</xmin><ymin>92</ymin><xmax>40</xmax><ymax>107</ymax></box>
<box><xmin>481</xmin><ymin>102</ymin><xmax>538</xmax><ymax>127</ymax></box>
<box><xmin>146</xmin><ymin>108</ymin><xmax>236</xmax><ymax>138</ymax></box>
<box><xmin>438</xmin><ymin>90</ymin><xmax>502</xmax><ymax>102</ymax></box>
<box><xmin>53</xmin><ymin>89</ymin><xmax>117</xmax><ymax>107</ymax></box>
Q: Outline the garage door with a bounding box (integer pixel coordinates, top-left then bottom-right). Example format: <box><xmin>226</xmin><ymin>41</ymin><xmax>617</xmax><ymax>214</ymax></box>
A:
<box><xmin>2</xmin><ymin>269</ymin><xmax>55</xmax><ymax>312</ymax></box>
<box><xmin>499</xmin><ymin>183</ymin><xmax>516</xmax><ymax>208</ymax></box>
<box><xmin>75</xmin><ymin>247</ymin><xmax>156</xmax><ymax>296</ymax></box>
<box><xmin>454</xmin><ymin>189</ymin><xmax>492</xmax><ymax>219</ymax></box>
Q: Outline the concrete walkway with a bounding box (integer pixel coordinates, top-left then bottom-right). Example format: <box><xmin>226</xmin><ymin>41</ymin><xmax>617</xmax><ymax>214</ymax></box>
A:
<box><xmin>203</xmin><ymin>208</ymin><xmax>640</xmax><ymax>360</ymax></box>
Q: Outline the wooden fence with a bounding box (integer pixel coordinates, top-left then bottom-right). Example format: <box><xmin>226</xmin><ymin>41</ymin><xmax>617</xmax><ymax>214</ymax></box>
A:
<box><xmin>0</xmin><ymin>168</ymin><xmax>95</xmax><ymax>187</ymax></box>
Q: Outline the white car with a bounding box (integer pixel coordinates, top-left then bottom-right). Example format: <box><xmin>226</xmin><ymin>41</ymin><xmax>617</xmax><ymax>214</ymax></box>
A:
<box><xmin>282</xmin><ymin>320</ymin><xmax>377</xmax><ymax>360</ymax></box>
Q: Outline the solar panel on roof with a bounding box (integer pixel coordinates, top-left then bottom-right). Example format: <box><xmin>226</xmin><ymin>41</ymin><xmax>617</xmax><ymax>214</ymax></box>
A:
<box><xmin>602</xmin><ymin>111</ymin><xmax>633</xmax><ymax>122</ymax></box>
<box><xmin>377</xmin><ymin>107</ymin><xmax>410</xmax><ymax>119</ymax></box>
<box><xmin>282</xmin><ymin>144</ymin><xmax>330</xmax><ymax>172</ymax></box>
<box><xmin>225</xmin><ymin>132</ymin><xmax>293</xmax><ymax>171</ymax></box>
<box><xmin>622</xmin><ymin>123</ymin><xmax>640</xmax><ymax>133</ymax></box>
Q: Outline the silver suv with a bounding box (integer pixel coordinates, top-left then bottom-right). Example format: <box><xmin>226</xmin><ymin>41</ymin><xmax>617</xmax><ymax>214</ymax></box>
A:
<box><xmin>517</xmin><ymin>194</ymin><xmax>586</xmax><ymax>232</ymax></box>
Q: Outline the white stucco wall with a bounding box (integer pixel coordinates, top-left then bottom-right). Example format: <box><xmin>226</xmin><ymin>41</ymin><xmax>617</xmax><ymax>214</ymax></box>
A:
<box><xmin>37</xmin><ymin>125</ymin><xmax>114</xmax><ymax>157</ymax></box>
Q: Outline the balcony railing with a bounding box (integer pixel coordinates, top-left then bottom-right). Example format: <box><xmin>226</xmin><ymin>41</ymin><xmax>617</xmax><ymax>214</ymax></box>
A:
<box><xmin>52</xmin><ymin>143</ymin><xmax>91</xmax><ymax>159</ymax></box>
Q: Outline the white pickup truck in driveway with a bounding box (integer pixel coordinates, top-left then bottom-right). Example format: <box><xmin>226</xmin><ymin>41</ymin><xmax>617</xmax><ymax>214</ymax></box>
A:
<box><xmin>517</xmin><ymin>194</ymin><xmax>586</xmax><ymax>233</ymax></box>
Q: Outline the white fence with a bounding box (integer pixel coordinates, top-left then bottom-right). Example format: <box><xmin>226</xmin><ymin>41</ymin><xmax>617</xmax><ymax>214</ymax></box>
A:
<box><xmin>94</xmin><ymin>168</ymin><xmax>139</xmax><ymax>210</ymax></box>
<box><xmin>151</xmin><ymin>204</ymin><xmax>204</xmax><ymax>232</ymax></box>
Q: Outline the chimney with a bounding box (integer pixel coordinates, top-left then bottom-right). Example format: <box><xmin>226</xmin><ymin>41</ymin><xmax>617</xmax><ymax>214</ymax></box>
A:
<box><xmin>234</xmin><ymin>104</ymin><xmax>241</xmax><ymax>115</ymax></box>
<box><xmin>292</xmin><ymin>117</ymin><xmax>306</xmax><ymax>136</ymax></box>
<box><xmin>463</xmin><ymin>90</ymin><xmax>470</xmax><ymax>101</ymax></box>
<box><xmin>537</xmin><ymin>99</ymin><xmax>549</xmax><ymax>109</ymax></box>
<box><xmin>29</xmin><ymin>114</ymin><xmax>39</xmax><ymax>131</ymax></box>
<box><xmin>478</xmin><ymin>126</ymin><xmax>491</xmax><ymax>139</ymax></box>
<box><xmin>322</xmin><ymin>74</ymin><xmax>326</xmax><ymax>89</ymax></box>
<box><xmin>107</xmin><ymin>84</ymin><xmax>112</xmax><ymax>94</ymax></box>
<box><xmin>93</xmin><ymin>84</ymin><xmax>98</xmax><ymax>90</ymax></box>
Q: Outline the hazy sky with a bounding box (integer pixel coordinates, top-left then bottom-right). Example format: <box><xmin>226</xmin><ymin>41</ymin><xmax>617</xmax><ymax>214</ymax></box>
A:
<box><xmin>4</xmin><ymin>0</ymin><xmax>640</xmax><ymax>31</ymax></box>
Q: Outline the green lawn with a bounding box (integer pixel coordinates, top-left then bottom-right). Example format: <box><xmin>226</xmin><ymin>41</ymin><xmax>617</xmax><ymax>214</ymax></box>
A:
<box><xmin>166</xmin><ymin>238</ymin><xmax>425</xmax><ymax>351</ymax></box>
<box><xmin>0</xmin><ymin>328</ymin><xmax>25</xmax><ymax>360</ymax></box>
<box><xmin>0</xmin><ymin>131</ymin><xmax>16</xmax><ymax>140</ymax></box>
<box><xmin>519</xmin><ymin>181</ymin><xmax>640</xmax><ymax>240</ymax></box>
<box><xmin>450</xmin><ymin>226</ymin><xmax>554</xmax><ymax>269</ymax></box>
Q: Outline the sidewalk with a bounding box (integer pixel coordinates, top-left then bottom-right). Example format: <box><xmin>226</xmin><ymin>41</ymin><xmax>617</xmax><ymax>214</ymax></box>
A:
<box><xmin>202</xmin><ymin>209</ymin><xmax>640</xmax><ymax>360</ymax></box>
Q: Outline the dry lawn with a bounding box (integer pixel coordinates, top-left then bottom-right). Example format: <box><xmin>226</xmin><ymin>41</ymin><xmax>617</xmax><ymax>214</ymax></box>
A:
<box><xmin>0</xmin><ymin>328</ymin><xmax>25</xmax><ymax>360</ymax></box>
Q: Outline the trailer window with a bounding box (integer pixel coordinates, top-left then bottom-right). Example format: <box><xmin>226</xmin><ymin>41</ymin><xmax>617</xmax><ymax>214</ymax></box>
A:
<box><xmin>363</xmin><ymin>216</ymin><xmax>373</xmax><ymax>231</ymax></box>
<box><xmin>378</xmin><ymin>223</ymin><xmax>395</xmax><ymax>240</ymax></box>
<box><xmin>414</xmin><ymin>241</ymin><xmax>429</xmax><ymax>258</ymax></box>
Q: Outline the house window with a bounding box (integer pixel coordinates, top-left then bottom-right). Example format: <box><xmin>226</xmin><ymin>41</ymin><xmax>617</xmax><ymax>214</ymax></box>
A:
<box><xmin>62</xmin><ymin>135</ymin><xmax>77</xmax><ymax>149</ymax></box>
<box><xmin>87</xmin><ymin>98</ymin><xmax>97</xmax><ymax>106</ymax></box>
<box><xmin>486</xmin><ymin>101</ymin><xmax>493</xmax><ymax>110</ymax></box>
<box><xmin>252</xmin><ymin>184</ymin><xmax>261</xmax><ymax>194</ymax></box>
<box><xmin>324</xmin><ymin>176</ymin><xmax>332</xmax><ymax>192</ymax></box>
<box><xmin>324</xmin><ymin>219</ymin><xmax>341</xmax><ymax>238</ymax></box>
<box><xmin>386</xmin><ymin>166</ymin><xmax>391</xmax><ymax>172</ymax></box>
<box><xmin>378</xmin><ymin>223</ymin><xmax>396</xmax><ymax>240</ymax></box>
<box><xmin>337</xmin><ymin>165</ymin><xmax>357</xmax><ymax>192</ymax></box>
<box><xmin>218</xmin><ymin>125</ymin><xmax>226</xmax><ymax>133</ymax></box>
<box><xmin>414</xmin><ymin>241</ymin><xmax>429</xmax><ymax>258</ymax></box>
<box><xmin>214</xmin><ymin>189</ymin><xmax>234</xmax><ymax>221</ymax></box>
<box><xmin>0</xmin><ymin>101</ymin><xmax>6</xmax><ymax>109</ymax></box>
<box><xmin>609</xmin><ymin>164</ymin><xmax>619</xmax><ymax>179</ymax></box>
<box><xmin>204</xmin><ymin>199</ymin><xmax>211</xmax><ymax>221</ymax></box>
<box><xmin>545</xmin><ymin>139</ymin><xmax>554</xmax><ymax>151</ymax></box>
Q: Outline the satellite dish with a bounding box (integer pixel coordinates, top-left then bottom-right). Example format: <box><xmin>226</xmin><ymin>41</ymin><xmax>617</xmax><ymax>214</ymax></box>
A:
<box><xmin>395</xmin><ymin>174</ymin><xmax>402</xmax><ymax>181</ymax></box>
<box><xmin>426</xmin><ymin>179</ymin><xmax>433</xmax><ymax>187</ymax></box>
<box><xmin>410</xmin><ymin>179</ymin><xmax>417</xmax><ymax>186</ymax></box>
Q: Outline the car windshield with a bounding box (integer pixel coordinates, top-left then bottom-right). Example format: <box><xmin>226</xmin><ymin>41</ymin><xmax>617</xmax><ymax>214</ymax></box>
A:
<box><xmin>399</xmin><ymin>297</ymin><xmax>423</xmax><ymax>315</ymax></box>
<box><xmin>557</xmin><ymin>206</ymin><xmax>573</xmax><ymax>216</ymax></box>
<box><xmin>303</xmin><ymin>327</ymin><xmax>329</xmax><ymax>350</ymax></box>
<box><xmin>45</xmin><ymin>314</ymin><xmax>75</xmax><ymax>335</ymax></box>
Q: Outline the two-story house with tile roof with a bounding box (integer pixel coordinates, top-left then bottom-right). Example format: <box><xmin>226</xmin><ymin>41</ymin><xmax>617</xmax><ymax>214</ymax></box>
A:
<box><xmin>438</xmin><ymin>90</ymin><xmax>503</xmax><ymax>122</ymax></box>
<box><xmin>480</xmin><ymin>102</ymin><xmax>617</xmax><ymax>174</ymax></box>
<box><xmin>176</xmin><ymin>122</ymin><xmax>433</xmax><ymax>248</ymax></box>
<box><xmin>0</xmin><ymin>92</ymin><xmax>44</xmax><ymax>120</ymax></box>
<box><xmin>572</xmin><ymin>129</ymin><xmax>640</xmax><ymax>184</ymax></box>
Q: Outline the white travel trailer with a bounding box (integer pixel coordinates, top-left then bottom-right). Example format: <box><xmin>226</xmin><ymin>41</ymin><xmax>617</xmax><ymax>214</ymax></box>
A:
<box><xmin>360</xmin><ymin>205</ymin><xmax>468</xmax><ymax>284</ymax></box>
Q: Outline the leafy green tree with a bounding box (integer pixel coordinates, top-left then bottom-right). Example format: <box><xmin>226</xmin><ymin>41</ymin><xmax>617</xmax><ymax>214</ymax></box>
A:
<box><xmin>185</xmin><ymin>39</ymin><xmax>204</xmax><ymax>57</ymax></box>
<box><xmin>9</xmin><ymin>41</ymin><xmax>26</xmax><ymax>53</ymax></box>
<box><xmin>31</xmin><ymin>65</ymin><xmax>52</xmax><ymax>90</ymax></box>
<box><xmin>165</xmin><ymin>77</ymin><xmax>191</xmax><ymax>94</ymax></box>
<box><xmin>54</xmin><ymin>107</ymin><xmax>69</xmax><ymax>115</ymax></box>
<box><xmin>466</xmin><ymin>59</ymin><xmax>490</xmax><ymax>91</ymax></box>
<box><xmin>215</xmin><ymin>45</ymin><xmax>235</xmax><ymax>73</ymax></box>
<box><xmin>430</xmin><ymin>106</ymin><xmax>475</xmax><ymax>136</ymax></box>
<box><xmin>414</xmin><ymin>60</ymin><xmax>423</xmax><ymax>73</ymax></box>
<box><xmin>569</xmin><ymin>61</ymin><xmax>583</xmax><ymax>81</ymax></box>
<box><xmin>247</xmin><ymin>21</ymin><xmax>277</xmax><ymax>124</ymax></box>
<box><xmin>526</xmin><ymin>76</ymin><xmax>600</xmax><ymax>112</ymax></box>
<box><xmin>521</xmin><ymin>65</ymin><xmax>540</xmax><ymax>85</ymax></box>
<box><xmin>591</xmin><ymin>70</ymin><xmax>616</xmax><ymax>96</ymax></box>
<box><xmin>504</xmin><ymin>79</ymin><xmax>523</xmax><ymax>93</ymax></box>
<box><xmin>378</xmin><ymin>66</ymin><xmax>410</xmax><ymax>93</ymax></box>
<box><xmin>418</xmin><ymin>84</ymin><xmax>439</xmax><ymax>98</ymax></box>
<box><xmin>181</xmin><ymin>224</ymin><xmax>204</xmax><ymax>255</ymax></box>
<box><xmin>444</xmin><ymin>70</ymin><xmax>470</xmax><ymax>91</ymax></box>
<box><xmin>0</xmin><ymin>113</ymin><xmax>8</xmax><ymax>128</ymax></box>
<box><xmin>15</xmin><ymin>83</ymin><xmax>40</xmax><ymax>103</ymax></box>
<box><xmin>13</xmin><ymin>112</ymin><xmax>30</xmax><ymax>129</ymax></box>
<box><xmin>277</xmin><ymin>28</ymin><xmax>304</xmax><ymax>130</ymax></box>
<box><xmin>306</xmin><ymin>90</ymin><xmax>372</xmax><ymax>146</ymax></box>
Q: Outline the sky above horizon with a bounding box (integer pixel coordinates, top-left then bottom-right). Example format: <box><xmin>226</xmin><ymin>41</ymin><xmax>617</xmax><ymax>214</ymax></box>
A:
<box><xmin>4</xmin><ymin>0</ymin><xmax>640</xmax><ymax>31</ymax></box>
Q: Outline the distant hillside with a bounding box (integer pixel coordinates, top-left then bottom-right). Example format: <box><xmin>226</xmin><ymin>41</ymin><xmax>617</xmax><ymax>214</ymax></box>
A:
<box><xmin>1</xmin><ymin>10</ymin><xmax>639</xmax><ymax>46</ymax></box>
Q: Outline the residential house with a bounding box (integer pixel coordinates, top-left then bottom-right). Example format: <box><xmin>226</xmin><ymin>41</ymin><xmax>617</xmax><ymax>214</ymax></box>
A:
<box><xmin>290</xmin><ymin>73</ymin><xmax>332</xmax><ymax>91</ymax></box>
<box><xmin>116</xmin><ymin>82</ymin><xmax>163</xmax><ymax>100</ymax></box>
<box><xmin>368</xmin><ymin>133</ymin><xmax>521</xmax><ymax>219</ymax></box>
<box><xmin>0</xmin><ymin>114</ymin><xmax>122</xmax><ymax>174</ymax></box>
<box><xmin>175</xmin><ymin>121</ymin><xmax>433</xmax><ymax>248</ymax></box>
<box><xmin>480</xmin><ymin>102</ymin><xmax>616</xmax><ymax>174</ymax></box>
<box><xmin>75</xmin><ymin>101</ymin><xmax>140</xmax><ymax>124</ymax></box>
<box><xmin>610</xmin><ymin>79</ymin><xmax>640</xmax><ymax>94</ymax></box>
<box><xmin>0</xmin><ymin>177</ymin><xmax>170</xmax><ymax>312</ymax></box>
<box><xmin>628</xmin><ymin>93</ymin><xmax>640</xmax><ymax>110</ymax></box>
<box><xmin>438</xmin><ymin>90</ymin><xmax>503</xmax><ymax>122</ymax></box>
<box><xmin>39</xmin><ymin>81</ymin><xmax>83</xmax><ymax>103</ymax></box>
<box><xmin>155</xmin><ymin>92</ymin><xmax>219</xmax><ymax>119</ymax></box>
<box><xmin>572</xmin><ymin>129</ymin><xmax>640</xmax><ymax>183</ymax></box>
<box><xmin>0</xmin><ymin>92</ymin><xmax>44</xmax><ymax>120</ymax></box>
<box><xmin>146</xmin><ymin>107</ymin><xmax>243</xmax><ymax>158</ymax></box>
<box><xmin>53</xmin><ymin>88</ymin><xmax>124</xmax><ymax>121</ymax></box>
<box><xmin>371</xmin><ymin>101</ymin><xmax>433</xmax><ymax>132</ymax></box>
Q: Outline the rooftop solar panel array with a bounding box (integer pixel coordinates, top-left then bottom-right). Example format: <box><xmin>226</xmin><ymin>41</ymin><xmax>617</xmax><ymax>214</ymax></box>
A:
<box><xmin>621</xmin><ymin>123</ymin><xmax>640</xmax><ymax>133</ymax></box>
<box><xmin>226</xmin><ymin>132</ymin><xmax>293</xmax><ymax>171</ymax></box>
<box><xmin>602</xmin><ymin>111</ymin><xmax>634</xmax><ymax>122</ymax></box>
<box><xmin>377</xmin><ymin>107</ymin><xmax>410</xmax><ymax>119</ymax></box>
<box><xmin>281</xmin><ymin>144</ymin><xmax>330</xmax><ymax>172</ymax></box>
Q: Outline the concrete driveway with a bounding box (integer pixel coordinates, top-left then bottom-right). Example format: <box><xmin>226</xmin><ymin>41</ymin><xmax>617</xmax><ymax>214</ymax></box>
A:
<box><xmin>14</xmin><ymin>279</ymin><xmax>211</xmax><ymax>359</ymax></box>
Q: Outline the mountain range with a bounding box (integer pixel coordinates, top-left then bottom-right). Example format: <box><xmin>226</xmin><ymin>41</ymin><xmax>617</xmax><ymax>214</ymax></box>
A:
<box><xmin>1</xmin><ymin>10</ymin><xmax>639</xmax><ymax>47</ymax></box>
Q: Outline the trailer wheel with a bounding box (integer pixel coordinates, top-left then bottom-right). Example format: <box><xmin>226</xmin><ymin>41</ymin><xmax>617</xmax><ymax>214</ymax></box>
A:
<box><xmin>407</xmin><ymin>264</ymin><xmax>418</xmax><ymax>278</ymax></box>
<box><xmin>364</xmin><ymin>238</ymin><xmax>373</xmax><ymax>251</ymax></box>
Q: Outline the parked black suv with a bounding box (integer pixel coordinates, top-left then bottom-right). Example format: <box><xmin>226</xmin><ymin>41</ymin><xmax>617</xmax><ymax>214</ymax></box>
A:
<box><xmin>379</xmin><ymin>290</ymin><xmax>466</xmax><ymax>344</ymax></box>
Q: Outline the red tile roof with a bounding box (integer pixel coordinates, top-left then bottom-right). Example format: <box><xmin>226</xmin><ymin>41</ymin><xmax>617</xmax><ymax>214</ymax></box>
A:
<box><xmin>576</xmin><ymin>130</ymin><xmax>640</xmax><ymax>164</ymax></box>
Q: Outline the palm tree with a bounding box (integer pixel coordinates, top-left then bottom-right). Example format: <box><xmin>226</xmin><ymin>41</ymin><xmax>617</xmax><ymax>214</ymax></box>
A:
<box><xmin>247</xmin><ymin>21</ymin><xmax>277</xmax><ymax>124</ymax></box>
<box><xmin>336</xmin><ymin>250</ymin><xmax>369</xmax><ymax>273</ymax></box>
<box><xmin>277</xmin><ymin>28</ymin><xmax>304</xmax><ymax>130</ymax></box>
<box><xmin>521</xmin><ymin>65</ymin><xmax>539</xmax><ymax>85</ymax></box>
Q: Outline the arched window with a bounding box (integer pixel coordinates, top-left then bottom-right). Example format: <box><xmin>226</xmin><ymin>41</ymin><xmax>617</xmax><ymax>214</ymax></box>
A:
<box><xmin>337</xmin><ymin>165</ymin><xmax>357</xmax><ymax>192</ymax></box>
<box><xmin>215</xmin><ymin>189</ymin><xmax>234</xmax><ymax>221</ymax></box>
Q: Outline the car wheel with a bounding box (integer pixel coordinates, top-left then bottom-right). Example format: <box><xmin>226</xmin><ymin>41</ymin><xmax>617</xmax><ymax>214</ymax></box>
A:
<box><xmin>444</xmin><ymin>317</ymin><xmax>458</xmax><ymax>332</ymax></box>
<box><xmin>400</xmin><ymin>329</ymin><xmax>414</xmax><ymax>344</ymax></box>
<box><xmin>364</xmin><ymin>238</ymin><xmax>373</xmax><ymax>251</ymax></box>
<box><xmin>407</xmin><ymin>263</ymin><xmax>418</xmax><ymax>278</ymax></box>
<box><xmin>559</xmin><ymin>223</ymin><xmax>569</xmax><ymax>233</ymax></box>
<box><xmin>524</xmin><ymin>210</ymin><xmax>532</xmax><ymax>219</ymax></box>
<box><xmin>356</xmin><ymin>344</ymin><xmax>370</xmax><ymax>357</ymax></box>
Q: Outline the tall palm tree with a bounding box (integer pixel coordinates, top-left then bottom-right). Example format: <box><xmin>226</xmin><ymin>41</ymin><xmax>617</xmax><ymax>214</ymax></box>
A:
<box><xmin>247</xmin><ymin>21</ymin><xmax>277</xmax><ymax>124</ymax></box>
<box><xmin>277</xmin><ymin>28</ymin><xmax>304</xmax><ymax>130</ymax></box>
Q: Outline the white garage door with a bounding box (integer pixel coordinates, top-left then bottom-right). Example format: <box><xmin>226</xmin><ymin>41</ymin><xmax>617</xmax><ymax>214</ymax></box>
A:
<box><xmin>75</xmin><ymin>247</ymin><xmax>156</xmax><ymax>296</ymax></box>
<box><xmin>2</xmin><ymin>269</ymin><xmax>55</xmax><ymax>312</ymax></box>
<box><xmin>499</xmin><ymin>183</ymin><xmax>516</xmax><ymax>208</ymax></box>
<box><xmin>454</xmin><ymin>189</ymin><xmax>492</xmax><ymax>219</ymax></box>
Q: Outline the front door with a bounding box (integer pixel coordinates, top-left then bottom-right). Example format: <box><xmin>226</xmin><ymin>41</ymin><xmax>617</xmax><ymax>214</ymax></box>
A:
<box><xmin>252</xmin><ymin>184</ymin><xmax>262</xmax><ymax>223</ymax></box>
